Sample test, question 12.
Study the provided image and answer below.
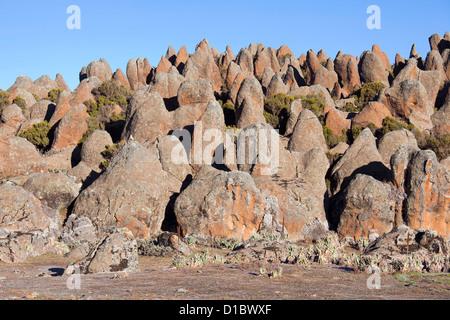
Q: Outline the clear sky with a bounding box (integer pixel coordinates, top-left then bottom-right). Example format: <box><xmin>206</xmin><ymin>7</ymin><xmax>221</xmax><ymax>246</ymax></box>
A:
<box><xmin>0</xmin><ymin>0</ymin><xmax>449</xmax><ymax>91</ymax></box>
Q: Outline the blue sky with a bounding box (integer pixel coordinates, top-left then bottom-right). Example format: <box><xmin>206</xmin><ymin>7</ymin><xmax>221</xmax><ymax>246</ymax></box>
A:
<box><xmin>0</xmin><ymin>0</ymin><xmax>449</xmax><ymax>91</ymax></box>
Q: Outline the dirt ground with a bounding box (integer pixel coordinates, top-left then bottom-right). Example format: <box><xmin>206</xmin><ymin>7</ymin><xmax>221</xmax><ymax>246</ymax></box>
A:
<box><xmin>0</xmin><ymin>252</ymin><xmax>448</xmax><ymax>300</ymax></box>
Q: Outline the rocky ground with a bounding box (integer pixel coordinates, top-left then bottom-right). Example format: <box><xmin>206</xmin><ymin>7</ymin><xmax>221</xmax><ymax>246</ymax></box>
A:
<box><xmin>0</xmin><ymin>252</ymin><xmax>448</xmax><ymax>300</ymax></box>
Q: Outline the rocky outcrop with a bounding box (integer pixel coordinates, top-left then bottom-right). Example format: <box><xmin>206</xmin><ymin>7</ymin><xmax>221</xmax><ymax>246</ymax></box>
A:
<box><xmin>174</xmin><ymin>167</ymin><xmax>265</xmax><ymax>240</ymax></box>
<box><xmin>71</xmin><ymin>141</ymin><xmax>169</xmax><ymax>240</ymax></box>
<box><xmin>288</xmin><ymin>109</ymin><xmax>328</xmax><ymax>153</ymax></box>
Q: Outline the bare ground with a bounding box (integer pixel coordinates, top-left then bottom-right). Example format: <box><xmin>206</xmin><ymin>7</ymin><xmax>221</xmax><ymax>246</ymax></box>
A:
<box><xmin>0</xmin><ymin>252</ymin><xmax>449</xmax><ymax>300</ymax></box>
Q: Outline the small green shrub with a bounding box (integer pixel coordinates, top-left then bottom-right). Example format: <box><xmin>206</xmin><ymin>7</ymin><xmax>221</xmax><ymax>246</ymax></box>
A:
<box><xmin>92</xmin><ymin>80</ymin><xmax>133</xmax><ymax>109</ymax></box>
<box><xmin>264</xmin><ymin>111</ymin><xmax>279</xmax><ymax>128</ymax></box>
<box><xmin>19</xmin><ymin>121</ymin><xmax>51</xmax><ymax>150</ymax></box>
<box><xmin>264</xmin><ymin>93</ymin><xmax>294</xmax><ymax>116</ymax></box>
<box><xmin>341</xmin><ymin>102</ymin><xmax>360</xmax><ymax>113</ymax></box>
<box><xmin>323</xmin><ymin>125</ymin><xmax>347</xmax><ymax>149</ymax></box>
<box><xmin>13</xmin><ymin>96</ymin><xmax>26</xmax><ymax>113</ymax></box>
<box><xmin>381</xmin><ymin>117</ymin><xmax>414</xmax><ymax>135</ymax></box>
<box><xmin>299</xmin><ymin>93</ymin><xmax>326</xmax><ymax>118</ymax></box>
<box><xmin>79</xmin><ymin>117</ymin><xmax>105</xmax><ymax>145</ymax></box>
<box><xmin>351</xmin><ymin>82</ymin><xmax>385</xmax><ymax>109</ymax></box>
<box><xmin>0</xmin><ymin>90</ymin><xmax>11</xmax><ymax>114</ymax></box>
<box><xmin>100</xmin><ymin>141</ymin><xmax>125</xmax><ymax>171</ymax></box>
<box><xmin>46</xmin><ymin>88</ymin><xmax>63</xmax><ymax>103</ymax></box>
<box><xmin>350</xmin><ymin>126</ymin><xmax>363</xmax><ymax>141</ymax></box>
<box><xmin>417</xmin><ymin>134</ymin><xmax>450</xmax><ymax>161</ymax></box>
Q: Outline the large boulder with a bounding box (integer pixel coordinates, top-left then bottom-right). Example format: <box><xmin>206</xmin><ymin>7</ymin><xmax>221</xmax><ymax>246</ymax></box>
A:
<box><xmin>51</xmin><ymin>104</ymin><xmax>89</xmax><ymax>151</ymax></box>
<box><xmin>381</xmin><ymin>79</ymin><xmax>434</xmax><ymax>131</ymax></box>
<box><xmin>0</xmin><ymin>182</ymin><xmax>64</xmax><ymax>263</ymax></box>
<box><xmin>69</xmin><ymin>76</ymin><xmax>102</xmax><ymax>107</ymax></box>
<box><xmin>330</xmin><ymin>128</ymin><xmax>390</xmax><ymax>196</ymax></box>
<box><xmin>0</xmin><ymin>133</ymin><xmax>47</xmax><ymax>179</ymax></box>
<box><xmin>288</xmin><ymin>109</ymin><xmax>328</xmax><ymax>153</ymax></box>
<box><xmin>235</xmin><ymin>77</ymin><xmax>266</xmax><ymax>128</ymax></box>
<box><xmin>22</xmin><ymin>172</ymin><xmax>80</xmax><ymax>210</ymax></box>
<box><xmin>351</xmin><ymin>101</ymin><xmax>392</xmax><ymax>128</ymax></box>
<box><xmin>358</xmin><ymin>50</ymin><xmax>389</xmax><ymax>87</ymax></box>
<box><xmin>174</xmin><ymin>167</ymin><xmax>265</xmax><ymax>240</ymax></box>
<box><xmin>337</xmin><ymin>174</ymin><xmax>395</xmax><ymax>240</ymax></box>
<box><xmin>65</xmin><ymin>228</ymin><xmax>138</xmax><ymax>274</ymax></box>
<box><xmin>391</xmin><ymin>148</ymin><xmax>449</xmax><ymax>238</ymax></box>
<box><xmin>334</xmin><ymin>52</ymin><xmax>361</xmax><ymax>97</ymax></box>
<box><xmin>149</xmin><ymin>72</ymin><xmax>184</xmax><ymax>110</ymax></box>
<box><xmin>182</xmin><ymin>39</ymin><xmax>222</xmax><ymax>92</ymax></box>
<box><xmin>71</xmin><ymin>141</ymin><xmax>169</xmax><ymax>240</ymax></box>
<box><xmin>431</xmin><ymin>89</ymin><xmax>450</xmax><ymax>136</ymax></box>
<box><xmin>112</xmin><ymin>68</ymin><xmax>131</xmax><ymax>90</ymax></box>
<box><xmin>172</xmin><ymin>78</ymin><xmax>215</xmax><ymax>129</ymax></box>
<box><xmin>80</xmin><ymin>130</ymin><xmax>113</xmax><ymax>170</ymax></box>
<box><xmin>254</xmin><ymin>47</ymin><xmax>280</xmax><ymax>79</ymax></box>
<box><xmin>121</xmin><ymin>91</ymin><xmax>171</xmax><ymax>143</ymax></box>
<box><xmin>378</xmin><ymin>129</ymin><xmax>418</xmax><ymax>166</ymax></box>
<box><xmin>85</xmin><ymin>58</ymin><xmax>113</xmax><ymax>83</ymax></box>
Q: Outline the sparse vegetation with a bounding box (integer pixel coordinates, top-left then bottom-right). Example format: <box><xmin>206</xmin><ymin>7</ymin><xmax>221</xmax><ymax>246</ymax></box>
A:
<box><xmin>263</xmin><ymin>93</ymin><xmax>294</xmax><ymax>132</ymax></box>
<box><xmin>100</xmin><ymin>141</ymin><xmax>125</xmax><ymax>171</ymax></box>
<box><xmin>323</xmin><ymin>126</ymin><xmax>347</xmax><ymax>149</ymax></box>
<box><xmin>381</xmin><ymin>116</ymin><xmax>415</xmax><ymax>134</ymax></box>
<box><xmin>19</xmin><ymin>121</ymin><xmax>51</xmax><ymax>150</ymax></box>
<box><xmin>13</xmin><ymin>96</ymin><xmax>26</xmax><ymax>113</ymax></box>
<box><xmin>46</xmin><ymin>88</ymin><xmax>63</xmax><ymax>103</ymax></box>
<box><xmin>0</xmin><ymin>90</ymin><xmax>10</xmax><ymax>114</ymax></box>
<box><xmin>351</xmin><ymin>82</ymin><xmax>385</xmax><ymax>109</ymax></box>
<box><xmin>299</xmin><ymin>93</ymin><xmax>326</xmax><ymax>118</ymax></box>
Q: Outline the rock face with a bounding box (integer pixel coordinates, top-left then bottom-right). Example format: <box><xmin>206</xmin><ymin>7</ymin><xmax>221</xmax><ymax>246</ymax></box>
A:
<box><xmin>381</xmin><ymin>79</ymin><xmax>434</xmax><ymax>131</ymax></box>
<box><xmin>86</xmin><ymin>58</ymin><xmax>113</xmax><ymax>83</ymax></box>
<box><xmin>253</xmin><ymin>147</ymin><xmax>330</xmax><ymax>241</ymax></box>
<box><xmin>330</xmin><ymin>128</ymin><xmax>390</xmax><ymax>196</ymax></box>
<box><xmin>337</xmin><ymin>174</ymin><xmax>395</xmax><ymax>240</ymax></box>
<box><xmin>0</xmin><ymin>133</ymin><xmax>47</xmax><ymax>179</ymax></box>
<box><xmin>182</xmin><ymin>39</ymin><xmax>222</xmax><ymax>92</ymax></box>
<box><xmin>80</xmin><ymin>130</ymin><xmax>113</xmax><ymax>170</ymax></box>
<box><xmin>65</xmin><ymin>228</ymin><xmax>138</xmax><ymax>274</ymax></box>
<box><xmin>288</xmin><ymin>109</ymin><xmax>328</xmax><ymax>153</ymax></box>
<box><xmin>0</xmin><ymin>182</ymin><xmax>64</xmax><ymax>263</ymax></box>
<box><xmin>71</xmin><ymin>142</ymin><xmax>169</xmax><ymax>240</ymax></box>
<box><xmin>22</xmin><ymin>172</ymin><xmax>80</xmax><ymax>210</ymax></box>
<box><xmin>334</xmin><ymin>53</ymin><xmax>361</xmax><ymax>97</ymax></box>
<box><xmin>351</xmin><ymin>102</ymin><xmax>392</xmax><ymax>128</ymax></box>
<box><xmin>378</xmin><ymin>129</ymin><xmax>418</xmax><ymax>166</ymax></box>
<box><xmin>121</xmin><ymin>91</ymin><xmax>171</xmax><ymax>143</ymax></box>
<box><xmin>235</xmin><ymin>77</ymin><xmax>266</xmax><ymax>128</ymax></box>
<box><xmin>51</xmin><ymin>104</ymin><xmax>89</xmax><ymax>151</ymax></box>
<box><xmin>174</xmin><ymin>167</ymin><xmax>265</xmax><ymax>240</ymax></box>
<box><xmin>358</xmin><ymin>50</ymin><xmax>389</xmax><ymax>87</ymax></box>
<box><xmin>391</xmin><ymin>148</ymin><xmax>449</xmax><ymax>238</ymax></box>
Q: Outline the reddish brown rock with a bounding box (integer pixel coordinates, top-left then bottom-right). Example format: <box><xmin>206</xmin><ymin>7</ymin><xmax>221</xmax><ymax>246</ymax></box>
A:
<box><xmin>378</xmin><ymin>129</ymin><xmax>418</xmax><ymax>166</ymax></box>
<box><xmin>325</xmin><ymin>108</ymin><xmax>351</xmax><ymax>136</ymax></box>
<box><xmin>48</xmin><ymin>90</ymin><xmax>71</xmax><ymax>126</ymax></box>
<box><xmin>0</xmin><ymin>132</ymin><xmax>47</xmax><ymax>179</ymax></box>
<box><xmin>121</xmin><ymin>91</ymin><xmax>171</xmax><ymax>143</ymax></box>
<box><xmin>85</xmin><ymin>58</ymin><xmax>113</xmax><ymax>83</ymax></box>
<box><xmin>288</xmin><ymin>109</ymin><xmax>328</xmax><ymax>153</ymax></box>
<box><xmin>51</xmin><ymin>104</ymin><xmax>89</xmax><ymax>151</ymax></box>
<box><xmin>235</xmin><ymin>77</ymin><xmax>266</xmax><ymax>128</ymax></box>
<box><xmin>225</xmin><ymin>62</ymin><xmax>242</xmax><ymax>92</ymax></box>
<box><xmin>334</xmin><ymin>52</ymin><xmax>361</xmax><ymax>97</ymax></box>
<box><xmin>182</xmin><ymin>39</ymin><xmax>222</xmax><ymax>92</ymax></box>
<box><xmin>175</xmin><ymin>45</ymin><xmax>189</xmax><ymax>72</ymax></box>
<box><xmin>112</xmin><ymin>68</ymin><xmax>131</xmax><ymax>90</ymax></box>
<box><xmin>391</xmin><ymin>147</ymin><xmax>449</xmax><ymax>238</ymax></box>
<box><xmin>155</xmin><ymin>56</ymin><xmax>172</xmax><ymax>74</ymax></box>
<box><xmin>69</xmin><ymin>76</ymin><xmax>101</xmax><ymax>107</ymax></box>
<box><xmin>236</xmin><ymin>48</ymin><xmax>254</xmax><ymax>75</ymax></box>
<box><xmin>174</xmin><ymin>167</ymin><xmax>265</xmax><ymax>240</ymax></box>
<box><xmin>359</xmin><ymin>50</ymin><xmax>389</xmax><ymax>87</ymax></box>
<box><xmin>254</xmin><ymin>47</ymin><xmax>280</xmax><ymax>80</ymax></box>
<box><xmin>80</xmin><ymin>130</ymin><xmax>113</xmax><ymax>170</ymax></box>
<box><xmin>337</xmin><ymin>174</ymin><xmax>395</xmax><ymax>240</ymax></box>
<box><xmin>71</xmin><ymin>141</ymin><xmax>169</xmax><ymax>240</ymax></box>
<box><xmin>351</xmin><ymin>102</ymin><xmax>392</xmax><ymax>128</ymax></box>
<box><xmin>381</xmin><ymin>79</ymin><xmax>433</xmax><ymax>131</ymax></box>
<box><xmin>372</xmin><ymin>44</ymin><xmax>391</xmax><ymax>71</ymax></box>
